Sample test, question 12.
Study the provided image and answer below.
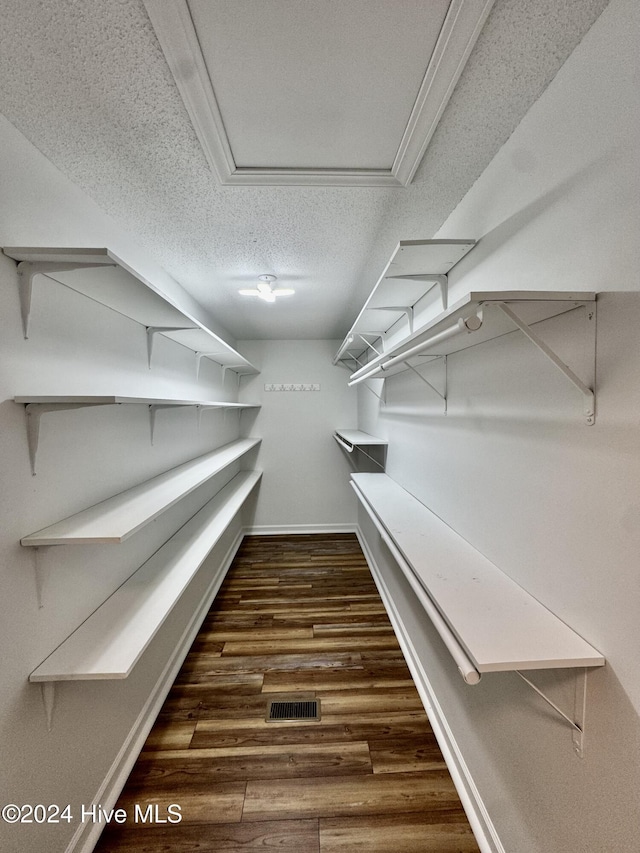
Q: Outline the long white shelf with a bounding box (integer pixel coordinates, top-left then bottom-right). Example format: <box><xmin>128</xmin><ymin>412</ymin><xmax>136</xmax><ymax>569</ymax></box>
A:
<box><xmin>21</xmin><ymin>437</ymin><xmax>260</xmax><ymax>546</ymax></box>
<box><xmin>334</xmin><ymin>429</ymin><xmax>387</xmax><ymax>448</ymax></box>
<box><xmin>14</xmin><ymin>395</ymin><xmax>261</xmax><ymax>475</ymax></box>
<box><xmin>15</xmin><ymin>395</ymin><xmax>260</xmax><ymax>407</ymax></box>
<box><xmin>351</xmin><ymin>472</ymin><xmax>604</xmax><ymax>676</ymax></box>
<box><xmin>3</xmin><ymin>246</ymin><xmax>259</xmax><ymax>375</ymax></box>
<box><xmin>30</xmin><ymin>469</ymin><xmax>261</xmax><ymax>683</ymax></box>
<box><xmin>334</xmin><ymin>239</ymin><xmax>476</xmax><ymax>365</ymax></box>
<box><xmin>346</xmin><ymin>290</ymin><xmax>597</xmax><ymax>424</ymax></box>
<box><xmin>349</xmin><ymin>291</ymin><xmax>595</xmax><ymax>378</ymax></box>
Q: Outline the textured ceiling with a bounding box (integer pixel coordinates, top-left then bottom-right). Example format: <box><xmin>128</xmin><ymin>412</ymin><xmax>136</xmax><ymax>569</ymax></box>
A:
<box><xmin>0</xmin><ymin>0</ymin><xmax>609</xmax><ymax>341</ymax></box>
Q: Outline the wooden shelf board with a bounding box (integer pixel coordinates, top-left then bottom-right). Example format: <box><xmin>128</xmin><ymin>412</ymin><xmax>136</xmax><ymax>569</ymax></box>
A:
<box><xmin>352</xmin><ymin>473</ymin><xmax>604</xmax><ymax>673</ymax></box>
<box><xmin>29</xmin><ymin>470</ymin><xmax>261</xmax><ymax>682</ymax></box>
<box><xmin>335</xmin><ymin>429</ymin><xmax>387</xmax><ymax>446</ymax></box>
<box><xmin>21</xmin><ymin>437</ymin><xmax>260</xmax><ymax>546</ymax></box>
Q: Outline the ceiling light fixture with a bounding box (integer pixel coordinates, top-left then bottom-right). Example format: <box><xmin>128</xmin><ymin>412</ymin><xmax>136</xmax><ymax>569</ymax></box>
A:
<box><xmin>239</xmin><ymin>274</ymin><xmax>295</xmax><ymax>303</ymax></box>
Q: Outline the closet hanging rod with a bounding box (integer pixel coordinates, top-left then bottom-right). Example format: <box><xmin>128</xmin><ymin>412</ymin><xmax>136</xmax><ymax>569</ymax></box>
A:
<box><xmin>351</xmin><ymin>481</ymin><xmax>481</xmax><ymax>685</ymax></box>
<box><xmin>348</xmin><ymin>313</ymin><xmax>483</xmax><ymax>386</ymax></box>
<box><xmin>334</xmin><ymin>434</ymin><xmax>355</xmax><ymax>453</ymax></box>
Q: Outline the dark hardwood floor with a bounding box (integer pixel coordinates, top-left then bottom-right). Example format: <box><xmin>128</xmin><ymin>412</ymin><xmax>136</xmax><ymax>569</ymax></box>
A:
<box><xmin>94</xmin><ymin>533</ymin><xmax>479</xmax><ymax>852</ymax></box>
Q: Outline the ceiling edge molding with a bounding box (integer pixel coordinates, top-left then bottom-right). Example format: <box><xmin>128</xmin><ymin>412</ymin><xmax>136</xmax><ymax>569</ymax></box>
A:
<box><xmin>143</xmin><ymin>0</ymin><xmax>494</xmax><ymax>188</ymax></box>
<box><xmin>143</xmin><ymin>0</ymin><xmax>235</xmax><ymax>182</ymax></box>
<box><xmin>392</xmin><ymin>0</ymin><xmax>497</xmax><ymax>186</ymax></box>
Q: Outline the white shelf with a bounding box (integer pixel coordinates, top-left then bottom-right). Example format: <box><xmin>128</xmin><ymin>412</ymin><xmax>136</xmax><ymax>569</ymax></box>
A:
<box><xmin>346</xmin><ymin>290</ymin><xmax>597</xmax><ymax>424</ymax></box>
<box><xmin>334</xmin><ymin>239</ymin><xmax>476</xmax><ymax>365</ymax></box>
<box><xmin>14</xmin><ymin>396</ymin><xmax>261</xmax><ymax>474</ymax></box>
<box><xmin>334</xmin><ymin>429</ymin><xmax>387</xmax><ymax>447</ymax></box>
<box><xmin>21</xmin><ymin>437</ymin><xmax>260</xmax><ymax>546</ymax></box>
<box><xmin>15</xmin><ymin>395</ymin><xmax>260</xmax><ymax>407</ymax></box>
<box><xmin>352</xmin><ymin>472</ymin><xmax>604</xmax><ymax>676</ymax></box>
<box><xmin>29</xmin><ymin>470</ymin><xmax>261</xmax><ymax>683</ymax></box>
<box><xmin>349</xmin><ymin>291</ymin><xmax>595</xmax><ymax>376</ymax></box>
<box><xmin>3</xmin><ymin>246</ymin><xmax>259</xmax><ymax>374</ymax></box>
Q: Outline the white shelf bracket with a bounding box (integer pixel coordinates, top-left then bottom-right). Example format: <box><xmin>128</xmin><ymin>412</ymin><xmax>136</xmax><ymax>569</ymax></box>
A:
<box><xmin>148</xmin><ymin>404</ymin><xmax>191</xmax><ymax>444</ymax></box>
<box><xmin>23</xmin><ymin>402</ymin><xmax>111</xmax><ymax>475</ymax></box>
<box><xmin>221</xmin><ymin>365</ymin><xmax>244</xmax><ymax>386</ymax></box>
<box><xmin>372</xmin><ymin>305</ymin><xmax>415</xmax><ymax>335</ymax></box>
<box><xmin>16</xmin><ymin>261</ymin><xmax>112</xmax><ymax>339</ymax></box>
<box><xmin>33</xmin><ymin>546</ymin><xmax>50</xmax><ymax>609</ymax></box>
<box><xmin>363</xmin><ymin>379</ymin><xmax>386</xmax><ymax>404</ymax></box>
<box><xmin>40</xmin><ymin>683</ymin><xmax>56</xmax><ymax>732</ymax></box>
<box><xmin>516</xmin><ymin>668</ymin><xmax>589</xmax><ymax>758</ymax></box>
<box><xmin>384</xmin><ymin>273</ymin><xmax>448</xmax><ymax>311</ymax></box>
<box><xmin>146</xmin><ymin>326</ymin><xmax>193</xmax><ymax>369</ymax></box>
<box><xmin>496</xmin><ymin>302</ymin><xmax>596</xmax><ymax>425</ymax></box>
<box><xmin>358</xmin><ymin>334</ymin><xmax>384</xmax><ymax>357</ymax></box>
<box><xmin>195</xmin><ymin>352</ymin><xmax>227</xmax><ymax>379</ymax></box>
<box><xmin>406</xmin><ymin>355</ymin><xmax>448</xmax><ymax>413</ymax></box>
<box><xmin>348</xmin><ymin>355</ymin><xmax>386</xmax><ymax>404</ymax></box>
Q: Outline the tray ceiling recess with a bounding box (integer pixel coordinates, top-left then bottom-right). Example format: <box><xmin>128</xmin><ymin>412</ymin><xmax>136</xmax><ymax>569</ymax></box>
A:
<box><xmin>143</xmin><ymin>0</ymin><xmax>495</xmax><ymax>187</ymax></box>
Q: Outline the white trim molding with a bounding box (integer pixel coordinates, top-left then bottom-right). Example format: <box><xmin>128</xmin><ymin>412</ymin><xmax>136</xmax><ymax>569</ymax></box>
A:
<box><xmin>245</xmin><ymin>523</ymin><xmax>358</xmax><ymax>536</ymax></box>
<box><xmin>142</xmin><ymin>0</ymin><xmax>495</xmax><ymax>187</ymax></box>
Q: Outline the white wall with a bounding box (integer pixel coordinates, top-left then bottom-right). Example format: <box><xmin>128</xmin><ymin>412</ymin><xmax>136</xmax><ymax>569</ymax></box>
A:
<box><xmin>0</xmin><ymin>128</ymin><xmax>260</xmax><ymax>853</ymax></box>
<box><xmin>0</xmin><ymin>114</ymin><xmax>359</xmax><ymax>853</ymax></box>
<box><xmin>238</xmin><ymin>339</ymin><xmax>357</xmax><ymax>532</ymax></box>
<box><xmin>357</xmin><ymin>1</ymin><xmax>640</xmax><ymax>851</ymax></box>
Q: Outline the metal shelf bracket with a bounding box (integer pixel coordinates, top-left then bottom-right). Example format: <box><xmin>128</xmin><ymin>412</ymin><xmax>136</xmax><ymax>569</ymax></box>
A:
<box><xmin>16</xmin><ymin>261</ymin><xmax>112</xmax><ymax>339</ymax></box>
<box><xmin>40</xmin><ymin>683</ymin><xmax>56</xmax><ymax>732</ymax></box>
<box><xmin>516</xmin><ymin>668</ymin><xmax>589</xmax><ymax>758</ymax></box>
<box><xmin>33</xmin><ymin>546</ymin><xmax>50</xmax><ymax>609</ymax></box>
<box><xmin>371</xmin><ymin>305</ymin><xmax>415</xmax><ymax>335</ymax></box>
<box><xmin>23</xmin><ymin>402</ymin><xmax>111</xmax><ymax>475</ymax></box>
<box><xmin>357</xmin><ymin>333</ymin><xmax>385</xmax><ymax>357</ymax></box>
<box><xmin>496</xmin><ymin>302</ymin><xmax>596</xmax><ymax>425</ymax></box>
<box><xmin>384</xmin><ymin>273</ymin><xmax>448</xmax><ymax>311</ymax></box>
<box><xmin>406</xmin><ymin>355</ymin><xmax>448</xmax><ymax>413</ymax></box>
<box><xmin>195</xmin><ymin>352</ymin><xmax>228</xmax><ymax>379</ymax></box>
<box><xmin>148</xmin><ymin>403</ymin><xmax>192</xmax><ymax>444</ymax></box>
<box><xmin>146</xmin><ymin>326</ymin><xmax>193</xmax><ymax>369</ymax></box>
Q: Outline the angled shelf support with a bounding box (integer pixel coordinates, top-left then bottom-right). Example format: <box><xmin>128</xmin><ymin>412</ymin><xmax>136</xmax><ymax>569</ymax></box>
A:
<box><xmin>195</xmin><ymin>352</ymin><xmax>226</xmax><ymax>378</ymax></box>
<box><xmin>23</xmin><ymin>401</ymin><xmax>113</xmax><ymax>476</ymax></box>
<box><xmin>384</xmin><ymin>274</ymin><xmax>448</xmax><ymax>311</ymax></box>
<box><xmin>372</xmin><ymin>305</ymin><xmax>416</xmax><ymax>336</ymax></box>
<box><xmin>515</xmin><ymin>668</ymin><xmax>589</xmax><ymax>758</ymax></box>
<box><xmin>148</xmin><ymin>402</ymin><xmax>192</xmax><ymax>444</ymax></box>
<box><xmin>146</xmin><ymin>326</ymin><xmax>194</xmax><ymax>368</ymax></box>
<box><xmin>357</xmin><ymin>334</ymin><xmax>385</xmax><ymax>358</ymax></box>
<box><xmin>495</xmin><ymin>302</ymin><xmax>596</xmax><ymax>425</ymax></box>
<box><xmin>406</xmin><ymin>355</ymin><xmax>448</xmax><ymax>412</ymax></box>
<box><xmin>16</xmin><ymin>260</ymin><xmax>114</xmax><ymax>339</ymax></box>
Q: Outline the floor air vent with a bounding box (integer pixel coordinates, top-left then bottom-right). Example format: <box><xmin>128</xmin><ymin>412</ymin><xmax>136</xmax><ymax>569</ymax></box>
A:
<box><xmin>266</xmin><ymin>696</ymin><xmax>320</xmax><ymax>722</ymax></box>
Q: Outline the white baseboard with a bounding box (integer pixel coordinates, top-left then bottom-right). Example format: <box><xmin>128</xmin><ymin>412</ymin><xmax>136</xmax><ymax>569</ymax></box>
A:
<box><xmin>69</xmin><ymin>529</ymin><xmax>244</xmax><ymax>853</ymax></box>
<box><xmin>244</xmin><ymin>523</ymin><xmax>357</xmax><ymax>536</ymax></box>
<box><xmin>355</xmin><ymin>526</ymin><xmax>505</xmax><ymax>853</ymax></box>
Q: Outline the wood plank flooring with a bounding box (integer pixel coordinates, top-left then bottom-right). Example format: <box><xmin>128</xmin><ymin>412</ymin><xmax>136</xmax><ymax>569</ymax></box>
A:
<box><xmin>94</xmin><ymin>533</ymin><xmax>480</xmax><ymax>852</ymax></box>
